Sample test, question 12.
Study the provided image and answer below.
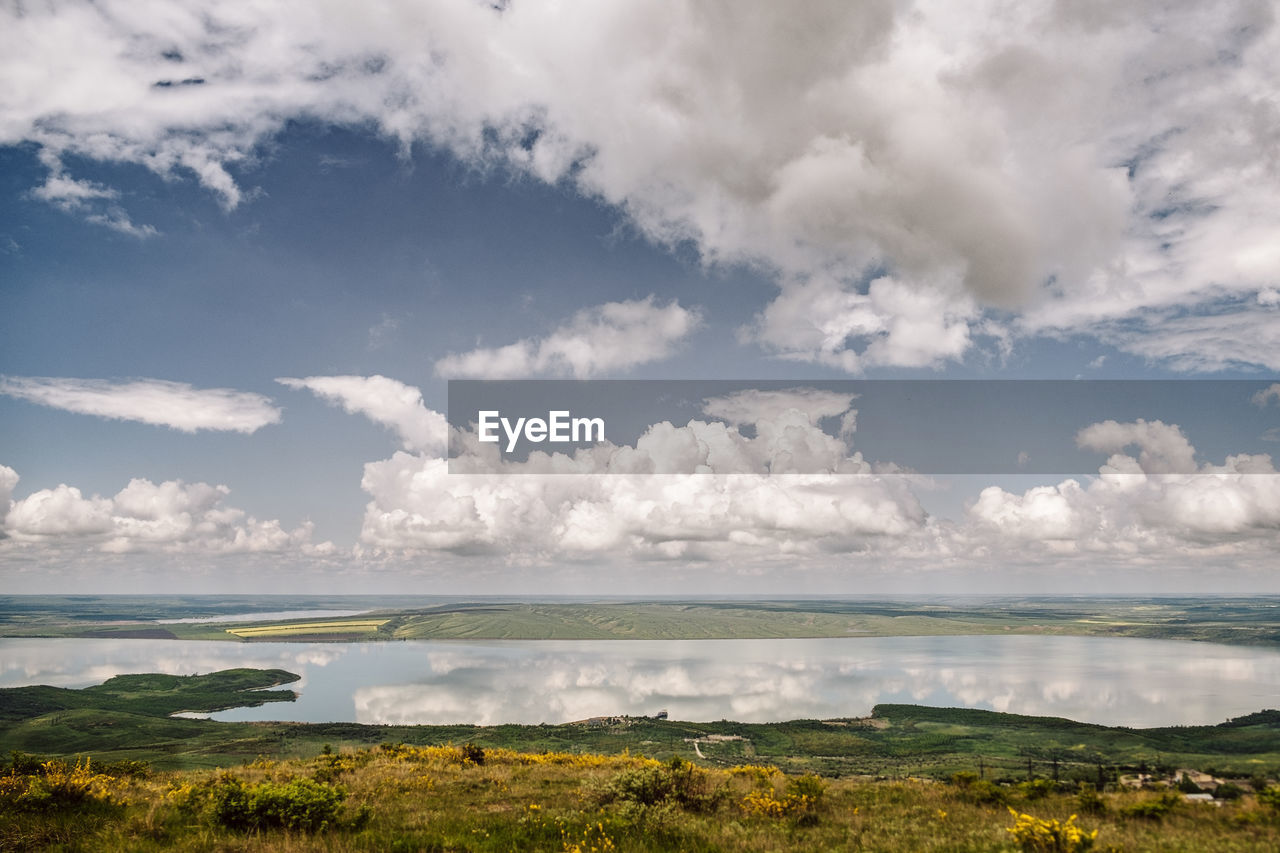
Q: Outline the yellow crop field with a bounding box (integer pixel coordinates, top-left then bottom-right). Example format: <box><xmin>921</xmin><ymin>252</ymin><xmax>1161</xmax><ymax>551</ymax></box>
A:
<box><xmin>225</xmin><ymin>619</ymin><xmax>389</xmax><ymax>638</ymax></box>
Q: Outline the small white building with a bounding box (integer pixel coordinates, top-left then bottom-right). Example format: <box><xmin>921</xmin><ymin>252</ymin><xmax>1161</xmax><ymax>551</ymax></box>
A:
<box><xmin>1183</xmin><ymin>793</ymin><xmax>1220</xmax><ymax>806</ymax></box>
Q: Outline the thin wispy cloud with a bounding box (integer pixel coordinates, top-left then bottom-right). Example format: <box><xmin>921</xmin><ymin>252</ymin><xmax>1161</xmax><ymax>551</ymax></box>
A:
<box><xmin>0</xmin><ymin>376</ymin><xmax>280</xmax><ymax>433</ymax></box>
<box><xmin>367</xmin><ymin>313</ymin><xmax>400</xmax><ymax>351</ymax></box>
<box><xmin>276</xmin><ymin>375</ymin><xmax>448</xmax><ymax>455</ymax></box>
<box><xmin>435</xmin><ymin>297</ymin><xmax>702</xmax><ymax>378</ymax></box>
<box><xmin>28</xmin><ymin>172</ymin><xmax>157</xmax><ymax>238</ymax></box>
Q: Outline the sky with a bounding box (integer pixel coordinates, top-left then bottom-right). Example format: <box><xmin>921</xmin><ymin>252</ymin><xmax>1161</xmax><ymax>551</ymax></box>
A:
<box><xmin>2</xmin><ymin>0</ymin><xmax>1280</xmax><ymax>595</ymax></box>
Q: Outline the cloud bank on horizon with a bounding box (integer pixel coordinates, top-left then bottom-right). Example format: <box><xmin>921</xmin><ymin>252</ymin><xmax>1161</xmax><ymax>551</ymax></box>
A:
<box><xmin>4</xmin><ymin>376</ymin><xmax>1279</xmax><ymax>588</ymax></box>
<box><xmin>3</xmin><ymin>0</ymin><xmax>1280</xmax><ymax>372</ymax></box>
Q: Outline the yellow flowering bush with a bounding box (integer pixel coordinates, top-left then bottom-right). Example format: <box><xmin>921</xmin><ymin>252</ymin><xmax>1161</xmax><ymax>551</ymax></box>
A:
<box><xmin>740</xmin><ymin>776</ymin><xmax>825</xmax><ymax>824</ymax></box>
<box><xmin>740</xmin><ymin>789</ymin><xmax>820</xmax><ymax>819</ymax></box>
<box><xmin>0</xmin><ymin>757</ymin><xmax>125</xmax><ymax>811</ymax></box>
<box><xmin>377</xmin><ymin>742</ymin><xmax>657</xmax><ymax>770</ymax></box>
<box><xmin>510</xmin><ymin>750</ymin><xmax>659</xmax><ymax>770</ymax></box>
<box><xmin>1006</xmin><ymin>808</ymin><xmax>1098</xmax><ymax>852</ymax></box>
<box><xmin>728</xmin><ymin>764</ymin><xmax>780</xmax><ymax>786</ymax></box>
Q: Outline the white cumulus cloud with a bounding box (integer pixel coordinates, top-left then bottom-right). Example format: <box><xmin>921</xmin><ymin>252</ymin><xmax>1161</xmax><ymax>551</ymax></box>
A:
<box><xmin>1075</xmin><ymin>419</ymin><xmax>1198</xmax><ymax>475</ymax></box>
<box><xmin>0</xmin><ymin>465</ymin><xmax>18</xmax><ymax>513</ymax></box>
<box><xmin>355</xmin><ymin>386</ymin><xmax>926</xmax><ymax>561</ymax></box>
<box><xmin>1</xmin><ymin>472</ymin><xmax>331</xmax><ymax>555</ymax></box>
<box><xmin>744</xmin><ymin>275</ymin><xmax>979</xmax><ymax>372</ymax></box>
<box><xmin>1252</xmin><ymin>383</ymin><xmax>1280</xmax><ymax>408</ymax></box>
<box><xmin>265</xmin><ymin>376</ymin><xmax>1280</xmax><ymax>574</ymax></box>
<box><xmin>357</xmin><ymin>454</ymin><xmax>928</xmax><ymax>562</ymax></box>
<box><xmin>967</xmin><ymin>421</ymin><xmax>1280</xmax><ymax>563</ymax></box>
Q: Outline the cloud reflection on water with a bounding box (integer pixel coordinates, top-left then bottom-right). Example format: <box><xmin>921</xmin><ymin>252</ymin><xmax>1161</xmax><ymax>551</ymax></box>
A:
<box><xmin>2</xmin><ymin>636</ymin><xmax>1277</xmax><ymax>728</ymax></box>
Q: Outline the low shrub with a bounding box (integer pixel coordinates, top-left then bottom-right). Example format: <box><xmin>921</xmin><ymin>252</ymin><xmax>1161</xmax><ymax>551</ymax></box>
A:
<box><xmin>1075</xmin><ymin>782</ymin><xmax>1107</xmax><ymax>815</ymax></box>
<box><xmin>460</xmin><ymin>743</ymin><xmax>486</xmax><ymax>766</ymax></box>
<box><xmin>1019</xmin><ymin>779</ymin><xmax>1059</xmax><ymax>801</ymax></box>
<box><xmin>176</xmin><ymin>773</ymin><xmax>363</xmax><ymax>832</ymax></box>
<box><xmin>787</xmin><ymin>773</ymin><xmax>827</xmax><ymax>801</ymax></box>
<box><xmin>1214</xmin><ymin>782</ymin><xmax>1244</xmax><ymax>801</ymax></box>
<box><xmin>963</xmin><ymin>779</ymin><xmax>1010</xmax><ymax>806</ymax></box>
<box><xmin>6</xmin><ymin>752</ymin><xmax>46</xmax><ymax>776</ymax></box>
<box><xmin>97</xmin><ymin>759</ymin><xmax>151</xmax><ymax>779</ymax></box>
<box><xmin>595</xmin><ymin>757</ymin><xmax>721</xmax><ymax>813</ymax></box>
<box><xmin>311</xmin><ymin>748</ymin><xmax>371</xmax><ymax>782</ymax></box>
<box><xmin>1119</xmin><ymin>791</ymin><xmax>1180</xmax><ymax>821</ymax></box>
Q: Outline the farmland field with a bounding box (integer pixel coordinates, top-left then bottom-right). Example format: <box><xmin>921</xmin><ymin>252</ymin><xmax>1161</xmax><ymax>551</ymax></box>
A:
<box><xmin>4</xmin><ymin>596</ymin><xmax>1280</xmax><ymax>648</ymax></box>
<box><xmin>224</xmin><ymin>620</ymin><xmax>389</xmax><ymax>640</ymax></box>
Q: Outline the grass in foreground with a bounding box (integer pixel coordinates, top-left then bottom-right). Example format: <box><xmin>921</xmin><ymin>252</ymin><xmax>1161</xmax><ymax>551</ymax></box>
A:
<box><xmin>4</xmin><ymin>745</ymin><xmax>1280</xmax><ymax>852</ymax></box>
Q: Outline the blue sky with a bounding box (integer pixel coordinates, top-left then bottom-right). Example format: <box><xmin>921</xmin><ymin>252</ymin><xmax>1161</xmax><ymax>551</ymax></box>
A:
<box><xmin>2</xmin><ymin>1</ymin><xmax>1279</xmax><ymax>594</ymax></box>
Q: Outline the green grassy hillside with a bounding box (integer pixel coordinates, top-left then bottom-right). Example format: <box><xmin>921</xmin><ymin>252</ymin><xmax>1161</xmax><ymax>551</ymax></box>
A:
<box><xmin>0</xmin><ymin>670</ymin><xmax>298</xmax><ymax>723</ymax></box>
<box><xmin>3</xmin><ymin>670</ymin><xmax>1279</xmax><ymax>781</ymax></box>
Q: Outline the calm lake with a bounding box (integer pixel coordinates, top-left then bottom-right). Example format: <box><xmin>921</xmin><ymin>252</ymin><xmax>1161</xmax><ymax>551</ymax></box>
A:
<box><xmin>3</xmin><ymin>635</ymin><xmax>1278</xmax><ymax>728</ymax></box>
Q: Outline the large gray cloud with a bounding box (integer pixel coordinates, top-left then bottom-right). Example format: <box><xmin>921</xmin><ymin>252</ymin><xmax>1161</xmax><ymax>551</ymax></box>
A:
<box><xmin>5</xmin><ymin>1</ymin><xmax>1280</xmax><ymax>370</ymax></box>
